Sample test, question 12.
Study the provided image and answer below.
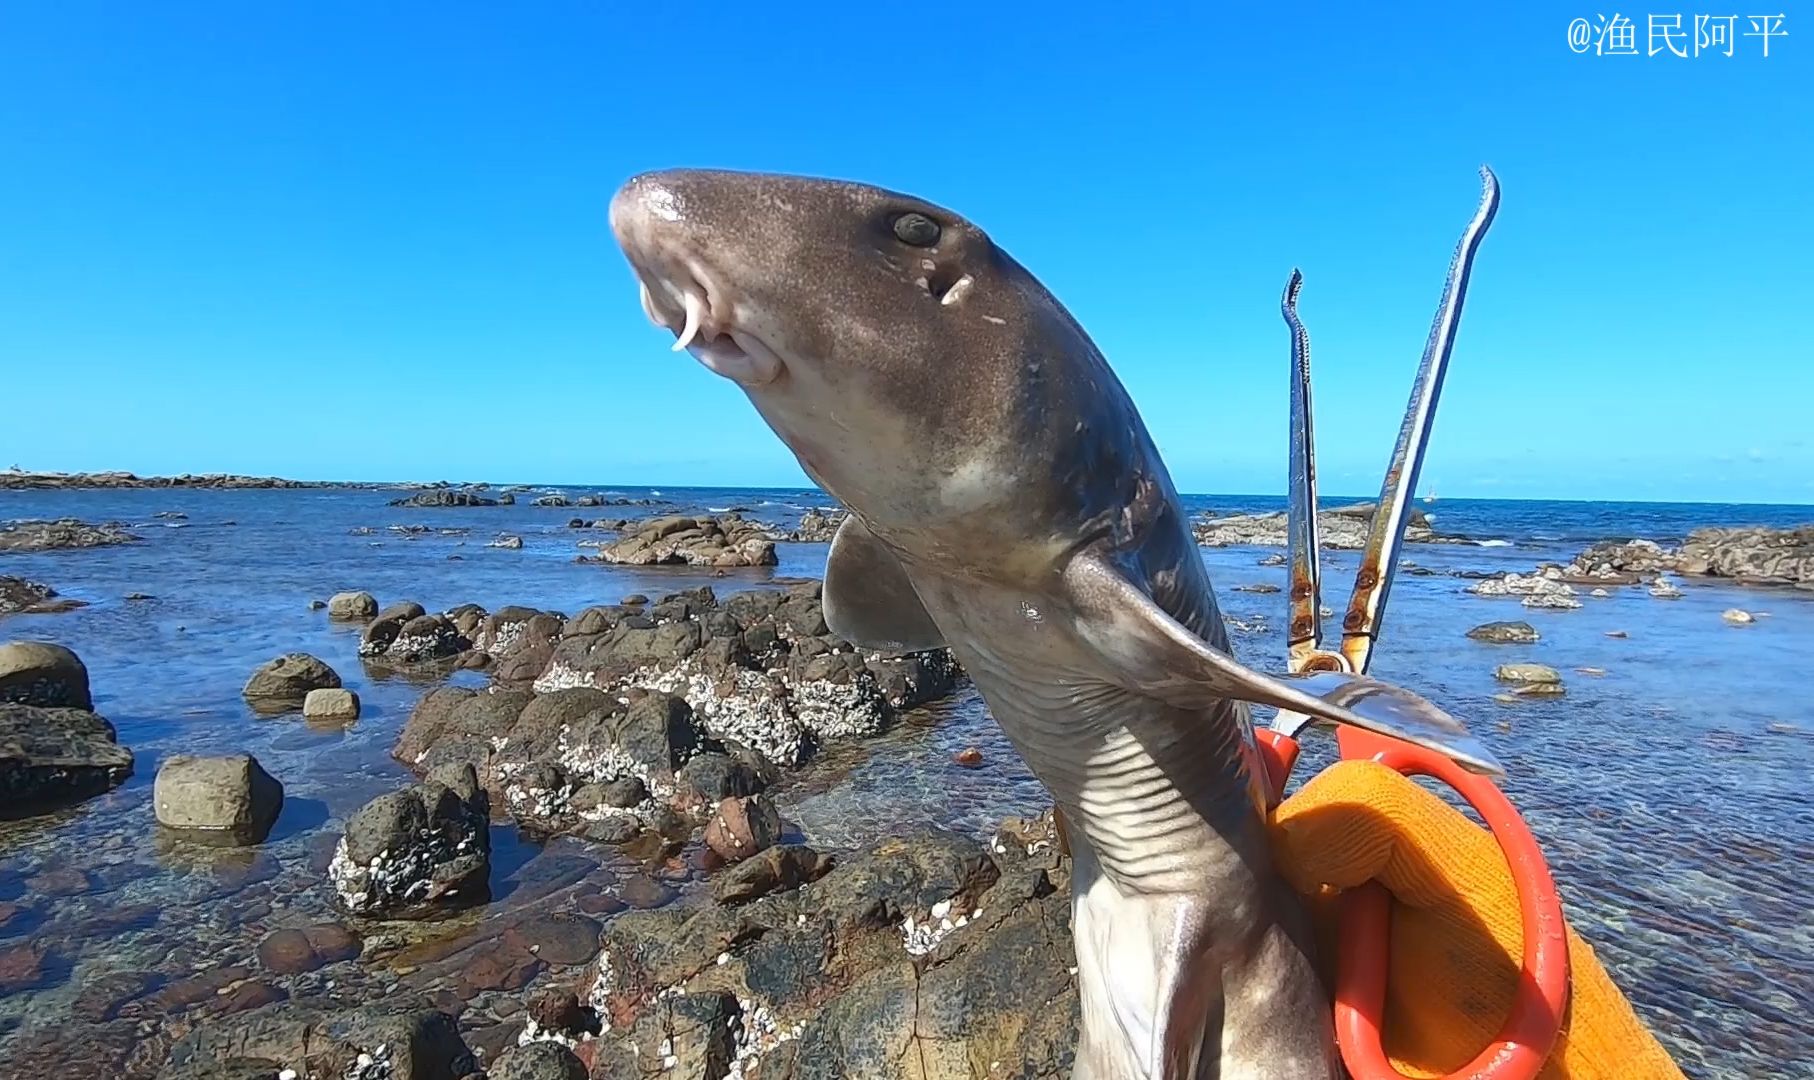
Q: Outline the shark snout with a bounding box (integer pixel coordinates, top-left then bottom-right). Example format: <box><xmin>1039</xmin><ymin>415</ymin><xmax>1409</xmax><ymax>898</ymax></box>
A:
<box><xmin>608</xmin><ymin>170</ymin><xmax>786</xmax><ymax>388</ymax></box>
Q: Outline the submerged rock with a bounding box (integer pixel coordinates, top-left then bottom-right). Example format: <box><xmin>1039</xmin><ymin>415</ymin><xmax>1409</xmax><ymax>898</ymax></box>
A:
<box><xmin>714</xmin><ymin>844</ymin><xmax>834</xmax><ymax>905</ymax></box>
<box><xmin>1466</xmin><ymin>620</ymin><xmax>1541</xmax><ymax>644</ymax></box>
<box><xmin>160</xmin><ymin>998</ymin><xmax>477</xmax><ymax>1079</ymax></box>
<box><xmin>327</xmin><ymin>591</ymin><xmax>379</xmax><ymax>620</ymax></box>
<box><xmin>0</xmin><ymin>518</ymin><xmax>140</xmax><ymax>552</ymax></box>
<box><xmin>0</xmin><ymin>577</ymin><xmax>58</xmax><ymax>616</ymax></box>
<box><xmin>242</xmin><ymin>653</ymin><xmax>341</xmax><ymax>711</ymax></box>
<box><xmin>0</xmin><ymin>702</ymin><xmax>135</xmax><ymax>814</ymax></box>
<box><xmin>153</xmin><ymin>753</ymin><xmax>284</xmax><ymax>843</ymax></box>
<box><xmin>0</xmin><ymin>640</ymin><xmax>93</xmax><ymax>709</ymax></box>
<box><xmin>327</xmin><ymin>763</ymin><xmax>491</xmax><ymax>918</ymax></box>
<box><xmin>586</xmin><ymin>514</ymin><xmax>777</xmax><ymax>567</ymax></box>
<box><xmin>1495</xmin><ymin>663</ymin><xmax>1565</xmax><ymax>697</ymax></box>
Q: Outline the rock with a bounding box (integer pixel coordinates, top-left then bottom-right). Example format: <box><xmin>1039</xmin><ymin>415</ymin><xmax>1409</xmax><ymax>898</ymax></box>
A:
<box><xmin>1558</xmin><ymin>526</ymin><xmax>1814</xmax><ymax>590</ymax></box>
<box><xmin>0</xmin><ymin>702</ymin><xmax>134</xmax><ymax>812</ymax></box>
<box><xmin>0</xmin><ymin>640</ymin><xmax>92</xmax><ymax>708</ymax></box>
<box><xmin>531</xmin><ymin>583</ymin><xmax>960</xmax><ymax>768</ymax></box>
<box><xmin>393</xmin><ymin>685</ymin><xmax>532</xmax><ymax>769</ymax></box>
<box><xmin>526</xmin><ymin>988</ymin><xmax>595</xmax><ymax>1037</ymax></box>
<box><xmin>303</xmin><ymin>687</ymin><xmax>361</xmax><ymax>722</ymax></box>
<box><xmin>242</xmin><ymin>653</ymin><xmax>341</xmax><ymax>710</ymax></box>
<box><xmin>1495</xmin><ymin>663</ymin><xmax>1562</xmax><ymax>684</ymax></box>
<box><xmin>388</xmin><ymin>489</ymin><xmax>498</xmax><ymax>508</ymax></box>
<box><xmin>361</xmin><ymin>603</ymin><xmax>470</xmax><ymax>664</ymax></box>
<box><xmin>327</xmin><ymin>591</ymin><xmax>379</xmax><ymax>620</ymax></box>
<box><xmin>586</xmin><ymin>825</ymin><xmax>1072</xmax><ymax>1079</ymax></box>
<box><xmin>1194</xmin><ymin>502</ymin><xmax>1439</xmax><ymax>549</ymax></box>
<box><xmin>714</xmin><ymin>844</ymin><xmax>834</xmax><ymax>905</ymax></box>
<box><xmin>1648</xmin><ymin>577</ymin><xmax>1683</xmax><ymax>599</ymax></box>
<box><xmin>587</xmin><ymin>514</ymin><xmax>778</xmax><ymax>568</ymax></box>
<box><xmin>489</xmin><ymin>1042</ymin><xmax>587</xmax><ymax>1080</ymax></box>
<box><xmin>506</xmin><ymin>912</ymin><xmax>602</xmax><ymax>967</ymax></box>
<box><xmin>162</xmin><ymin>998</ymin><xmax>477</xmax><ymax>1080</ymax></box>
<box><xmin>674</xmin><ymin>747</ymin><xmax>775</xmax><ymax>811</ymax></box>
<box><xmin>472</xmin><ymin>607</ymin><xmax>564</xmax><ymax>683</ymax></box>
<box><xmin>1469</xmin><ymin>572</ymin><xmax>1582</xmax><ymax>609</ymax></box>
<box><xmin>256</xmin><ymin>924</ymin><xmax>361</xmax><ymax>975</ymax></box>
<box><xmin>532</xmin><ymin>494</ymin><xmax>571</xmax><ymax>507</ymax></box>
<box><xmin>954</xmin><ymin>746</ymin><xmax>984</xmax><ymax>767</ymax></box>
<box><xmin>1466</xmin><ymin>621</ymin><xmax>1540</xmax><ymax>644</ymax></box>
<box><xmin>0</xmin><ymin>577</ymin><xmax>58</xmax><ymax>617</ymax></box>
<box><xmin>703</xmin><ymin>794</ymin><xmax>782</xmax><ymax>863</ymax></box>
<box><xmin>1677</xmin><ymin>525</ymin><xmax>1814</xmax><ymax>586</ymax></box>
<box><xmin>0</xmin><ymin>470</ymin><xmax>319</xmax><ymax>490</ymax></box>
<box><xmin>1722</xmin><ymin>608</ymin><xmax>1755</xmax><ymax>624</ymax></box>
<box><xmin>0</xmin><ymin>518</ymin><xmax>140</xmax><ymax>552</ymax></box>
<box><xmin>153</xmin><ymin>753</ymin><xmax>284</xmax><ymax>842</ymax></box>
<box><xmin>785</xmin><ymin>507</ymin><xmax>847</xmax><ymax>542</ymax></box>
<box><xmin>327</xmin><ymin>764</ymin><xmax>491</xmax><ymax>918</ymax></box>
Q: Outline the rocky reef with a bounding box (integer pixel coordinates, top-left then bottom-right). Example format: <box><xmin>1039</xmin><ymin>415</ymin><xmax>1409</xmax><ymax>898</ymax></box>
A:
<box><xmin>583</xmin><ymin>516</ymin><xmax>778</xmax><ymax>569</ymax></box>
<box><xmin>0</xmin><ymin>519</ymin><xmax>142</xmax><ymax>553</ymax></box>
<box><xmin>781</xmin><ymin>508</ymin><xmax>846</xmax><ymax>543</ymax></box>
<box><xmin>390</xmin><ymin>489</ymin><xmax>504</xmax><ymax>508</ymax></box>
<box><xmin>1192</xmin><ymin>502</ymin><xmax>1440</xmax><ymax>548</ymax></box>
<box><xmin>1560</xmin><ymin>527</ymin><xmax>1814</xmax><ymax>589</ymax></box>
<box><xmin>0</xmin><ymin>470</ymin><xmax>329</xmax><ymax>490</ymax></box>
<box><xmin>575</xmin><ymin>814</ymin><xmax>1077</xmax><ymax>1079</ymax></box>
<box><xmin>0</xmin><ymin>576</ymin><xmax>62</xmax><ymax>616</ymax></box>
<box><xmin>384</xmin><ymin>582</ymin><xmax>961</xmax><ymax>846</ymax></box>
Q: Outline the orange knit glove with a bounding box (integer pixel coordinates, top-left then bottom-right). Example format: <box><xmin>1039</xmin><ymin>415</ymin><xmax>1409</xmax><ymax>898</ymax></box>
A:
<box><xmin>1267</xmin><ymin>760</ymin><xmax>1685</xmax><ymax>1080</ymax></box>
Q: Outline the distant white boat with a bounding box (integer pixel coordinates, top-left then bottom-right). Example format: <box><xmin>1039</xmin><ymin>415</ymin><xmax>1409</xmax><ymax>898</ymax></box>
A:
<box><xmin>1423</xmin><ymin>484</ymin><xmax>1438</xmax><ymax>504</ymax></box>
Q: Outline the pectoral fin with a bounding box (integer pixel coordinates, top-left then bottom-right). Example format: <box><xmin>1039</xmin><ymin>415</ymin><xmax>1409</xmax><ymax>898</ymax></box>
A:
<box><xmin>822</xmin><ymin>515</ymin><xmax>946</xmax><ymax>654</ymax></box>
<box><xmin>1065</xmin><ymin>551</ymin><xmax>1503</xmax><ymax>777</ymax></box>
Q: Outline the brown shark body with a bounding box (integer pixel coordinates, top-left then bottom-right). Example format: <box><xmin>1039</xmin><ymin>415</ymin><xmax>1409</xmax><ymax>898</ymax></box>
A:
<box><xmin>608</xmin><ymin>169</ymin><xmax>1497</xmax><ymax>1079</ymax></box>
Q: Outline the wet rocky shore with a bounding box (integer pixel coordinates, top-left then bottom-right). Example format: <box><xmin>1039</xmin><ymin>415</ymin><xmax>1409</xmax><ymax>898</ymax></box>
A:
<box><xmin>2</xmin><ymin>485</ymin><xmax>1810</xmax><ymax>1079</ymax></box>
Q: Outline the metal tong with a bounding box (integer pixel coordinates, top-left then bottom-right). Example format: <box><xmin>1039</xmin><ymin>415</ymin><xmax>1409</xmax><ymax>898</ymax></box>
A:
<box><xmin>1252</xmin><ymin>167</ymin><xmax>1573</xmax><ymax>1080</ymax></box>
<box><xmin>1269</xmin><ymin>165</ymin><xmax>1501</xmax><ymax>744</ymax></box>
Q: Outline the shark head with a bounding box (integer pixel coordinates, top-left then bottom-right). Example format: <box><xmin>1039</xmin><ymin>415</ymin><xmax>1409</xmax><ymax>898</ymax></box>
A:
<box><xmin>609</xmin><ymin>168</ymin><xmax>1145</xmax><ymax>547</ymax></box>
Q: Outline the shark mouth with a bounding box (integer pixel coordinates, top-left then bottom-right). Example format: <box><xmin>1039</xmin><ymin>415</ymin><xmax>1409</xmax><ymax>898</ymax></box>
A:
<box><xmin>630</xmin><ymin>262</ymin><xmax>786</xmax><ymax>387</ymax></box>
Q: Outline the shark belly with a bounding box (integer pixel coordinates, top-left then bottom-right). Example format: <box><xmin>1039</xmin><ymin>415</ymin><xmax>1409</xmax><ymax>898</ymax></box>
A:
<box><xmin>913</xmin><ymin>572</ymin><xmax>1337</xmax><ymax>1080</ymax></box>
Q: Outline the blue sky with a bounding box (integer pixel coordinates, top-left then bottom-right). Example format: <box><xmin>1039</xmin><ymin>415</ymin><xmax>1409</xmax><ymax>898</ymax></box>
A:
<box><xmin>1</xmin><ymin>4</ymin><xmax>1806</xmax><ymax>503</ymax></box>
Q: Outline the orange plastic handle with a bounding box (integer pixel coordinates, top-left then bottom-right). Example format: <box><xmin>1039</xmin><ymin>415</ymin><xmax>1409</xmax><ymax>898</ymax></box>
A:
<box><xmin>1252</xmin><ymin>726</ymin><xmax>1571</xmax><ymax>1080</ymax></box>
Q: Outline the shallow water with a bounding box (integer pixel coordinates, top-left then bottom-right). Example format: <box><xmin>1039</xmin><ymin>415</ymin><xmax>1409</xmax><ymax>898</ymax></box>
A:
<box><xmin>2</xmin><ymin>485</ymin><xmax>1811</xmax><ymax>1077</ymax></box>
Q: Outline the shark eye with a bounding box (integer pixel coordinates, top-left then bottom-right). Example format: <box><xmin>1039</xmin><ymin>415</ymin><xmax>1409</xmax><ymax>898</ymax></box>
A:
<box><xmin>892</xmin><ymin>212</ymin><xmax>941</xmax><ymax>247</ymax></box>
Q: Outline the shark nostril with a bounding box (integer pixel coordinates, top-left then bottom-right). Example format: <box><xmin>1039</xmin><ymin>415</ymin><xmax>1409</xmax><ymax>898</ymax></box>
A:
<box><xmin>927</xmin><ymin>265</ymin><xmax>971</xmax><ymax>305</ymax></box>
